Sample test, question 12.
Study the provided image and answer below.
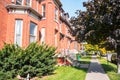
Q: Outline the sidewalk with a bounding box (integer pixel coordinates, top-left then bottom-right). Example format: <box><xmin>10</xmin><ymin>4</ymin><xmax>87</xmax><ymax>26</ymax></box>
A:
<box><xmin>85</xmin><ymin>55</ymin><xmax>110</xmax><ymax>80</ymax></box>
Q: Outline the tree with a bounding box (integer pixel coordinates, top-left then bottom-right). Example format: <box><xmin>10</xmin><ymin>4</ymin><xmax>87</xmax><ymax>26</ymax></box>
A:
<box><xmin>70</xmin><ymin>0</ymin><xmax>120</xmax><ymax>73</ymax></box>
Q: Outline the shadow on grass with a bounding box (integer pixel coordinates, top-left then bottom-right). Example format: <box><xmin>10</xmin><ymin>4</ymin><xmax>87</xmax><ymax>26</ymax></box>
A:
<box><xmin>101</xmin><ymin>63</ymin><xmax>117</xmax><ymax>73</ymax></box>
<box><xmin>71</xmin><ymin>60</ymin><xmax>90</xmax><ymax>73</ymax></box>
<box><xmin>79</xmin><ymin>60</ymin><xmax>91</xmax><ymax>64</ymax></box>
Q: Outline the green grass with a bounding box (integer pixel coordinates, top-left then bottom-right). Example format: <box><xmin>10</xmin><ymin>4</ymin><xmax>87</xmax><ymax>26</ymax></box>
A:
<box><xmin>99</xmin><ymin>58</ymin><xmax>120</xmax><ymax>80</ymax></box>
<box><xmin>79</xmin><ymin>55</ymin><xmax>91</xmax><ymax>64</ymax></box>
<box><xmin>37</xmin><ymin>55</ymin><xmax>91</xmax><ymax>80</ymax></box>
<box><xmin>38</xmin><ymin>66</ymin><xmax>87</xmax><ymax>80</ymax></box>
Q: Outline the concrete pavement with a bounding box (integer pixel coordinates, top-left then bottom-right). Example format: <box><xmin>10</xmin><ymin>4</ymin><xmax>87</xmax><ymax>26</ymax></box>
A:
<box><xmin>85</xmin><ymin>55</ymin><xmax>110</xmax><ymax>80</ymax></box>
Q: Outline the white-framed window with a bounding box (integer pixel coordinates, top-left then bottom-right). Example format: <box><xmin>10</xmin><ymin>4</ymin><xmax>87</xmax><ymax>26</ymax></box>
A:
<box><xmin>55</xmin><ymin>33</ymin><xmax>57</xmax><ymax>47</ymax></box>
<box><xmin>26</xmin><ymin>0</ymin><xmax>32</xmax><ymax>6</ymax></box>
<box><xmin>60</xmin><ymin>21</ymin><xmax>62</xmax><ymax>33</ymax></box>
<box><xmin>11</xmin><ymin>0</ymin><xmax>15</xmax><ymax>3</ymax></box>
<box><xmin>66</xmin><ymin>27</ymin><xmax>68</xmax><ymax>35</ymax></box>
<box><xmin>68</xmin><ymin>39</ymin><xmax>70</xmax><ymax>48</ymax></box>
<box><xmin>74</xmin><ymin>42</ymin><xmax>77</xmax><ymax>49</ymax></box>
<box><xmin>30</xmin><ymin>22</ymin><xmax>37</xmax><ymax>43</ymax></box>
<box><xmin>55</xmin><ymin>7</ymin><xmax>58</xmax><ymax>21</ymax></box>
<box><xmin>42</xmin><ymin>4</ymin><xmax>46</xmax><ymax>18</ymax></box>
<box><xmin>16</xmin><ymin>0</ymin><xmax>23</xmax><ymax>5</ymax></box>
<box><xmin>14</xmin><ymin>20</ymin><xmax>23</xmax><ymax>46</ymax></box>
<box><xmin>41</xmin><ymin>28</ymin><xmax>45</xmax><ymax>43</ymax></box>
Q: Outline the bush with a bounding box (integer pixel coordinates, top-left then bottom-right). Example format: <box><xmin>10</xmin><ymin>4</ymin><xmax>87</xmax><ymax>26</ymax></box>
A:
<box><xmin>0</xmin><ymin>43</ymin><xmax>56</xmax><ymax>79</ymax></box>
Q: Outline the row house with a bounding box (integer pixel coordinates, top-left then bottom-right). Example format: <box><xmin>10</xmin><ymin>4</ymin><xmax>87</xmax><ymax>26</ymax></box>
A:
<box><xmin>0</xmin><ymin>0</ymin><xmax>80</xmax><ymax>64</ymax></box>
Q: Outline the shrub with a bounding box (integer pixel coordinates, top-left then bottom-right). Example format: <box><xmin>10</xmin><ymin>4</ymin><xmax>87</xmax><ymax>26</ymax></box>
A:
<box><xmin>0</xmin><ymin>43</ymin><xmax>56</xmax><ymax>79</ymax></box>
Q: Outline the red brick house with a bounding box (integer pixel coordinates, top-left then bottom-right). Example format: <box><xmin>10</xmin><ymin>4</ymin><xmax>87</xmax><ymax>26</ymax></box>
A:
<box><xmin>0</xmin><ymin>0</ymin><xmax>80</xmax><ymax>65</ymax></box>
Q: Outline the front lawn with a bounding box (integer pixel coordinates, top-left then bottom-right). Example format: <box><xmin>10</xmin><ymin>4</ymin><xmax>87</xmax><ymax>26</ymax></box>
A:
<box><xmin>38</xmin><ymin>55</ymin><xmax>91</xmax><ymax>80</ymax></box>
<box><xmin>99</xmin><ymin>58</ymin><xmax>120</xmax><ymax>80</ymax></box>
<box><xmin>38</xmin><ymin>66</ymin><xmax>87</xmax><ymax>80</ymax></box>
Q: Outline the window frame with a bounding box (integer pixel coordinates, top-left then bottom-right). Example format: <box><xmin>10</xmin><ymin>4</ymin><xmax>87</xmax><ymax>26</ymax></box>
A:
<box><xmin>40</xmin><ymin>27</ymin><xmax>45</xmax><ymax>43</ymax></box>
<box><xmin>16</xmin><ymin>0</ymin><xmax>23</xmax><ymax>5</ymax></box>
<box><xmin>14</xmin><ymin>19</ymin><xmax>23</xmax><ymax>46</ymax></box>
<box><xmin>29</xmin><ymin>22</ymin><xmax>37</xmax><ymax>43</ymax></box>
<box><xmin>26</xmin><ymin>0</ymin><xmax>32</xmax><ymax>6</ymax></box>
<box><xmin>55</xmin><ymin>7</ymin><xmax>58</xmax><ymax>21</ymax></box>
<box><xmin>42</xmin><ymin>4</ymin><xmax>46</xmax><ymax>18</ymax></box>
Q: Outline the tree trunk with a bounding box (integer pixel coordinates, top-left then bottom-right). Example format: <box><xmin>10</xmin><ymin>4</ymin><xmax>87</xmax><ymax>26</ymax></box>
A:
<box><xmin>117</xmin><ymin>44</ymin><xmax>120</xmax><ymax>73</ymax></box>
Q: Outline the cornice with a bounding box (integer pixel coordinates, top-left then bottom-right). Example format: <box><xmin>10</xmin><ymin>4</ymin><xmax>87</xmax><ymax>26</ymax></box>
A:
<box><xmin>6</xmin><ymin>4</ymin><xmax>42</xmax><ymax>19</ymax></box>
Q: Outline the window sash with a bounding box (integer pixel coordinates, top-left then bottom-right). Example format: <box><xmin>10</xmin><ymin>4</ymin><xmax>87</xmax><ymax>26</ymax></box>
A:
<box><xmin>16</xmin><ymin>0</ymin><xmax>22</xmax><ymax>5</ymax></box>
<box><xmin>14</xmin><ymin>20</ymin><xmax>23</xmax><ymax>46</ymax></box>
<box><xmin>26</xmin><ymin>0</ymin><xmax>31</xmax><ymax>6</ymax></box>
<box><xmin>30</xmin><ymin>35</ymin><xmax>36</xmax><ymax>43</ymax></box>
<box><xmin>30</xmin><ymin>22</ymin><xmax>37</xmax><ymax>43</ymax></box>
<box><xmin>30</xmin><ymin>22</ymin><xmax>36</xmax><ymax>35</ymax></box>
<box><xmin>60</xmin><ymin>21</ymin><xmax>62</xmax><ymax>32</ymax></box>
<box><xmin>55</xmin><ymin>8</ymin><xmax>58</xmax><ymax>20</ymax></box>
<box><xmin>42</xmin><ymin>4</ymin><xmax>46</xmax><ymax>18</ymax></box>
<box><xmin>41</xmin><ymin>28</ymin><xmax>45</xmax><ymax>43</ymax></box>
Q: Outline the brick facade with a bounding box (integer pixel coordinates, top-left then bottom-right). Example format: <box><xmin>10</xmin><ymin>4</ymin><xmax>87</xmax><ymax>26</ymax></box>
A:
<box><xmin>0</xmin><ymin>0</ymin><xmax>80</xmax><ymax>57</ymax></box>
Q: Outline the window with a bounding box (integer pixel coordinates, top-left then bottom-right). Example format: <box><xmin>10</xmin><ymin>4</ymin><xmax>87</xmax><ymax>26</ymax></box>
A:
<box><xmin>68</xmin><ymin>39</ymin><xmax>70</xmax><ymax>48</ymax></box>
<box><xmin>16</xmin><ymin>0</ymin><xmax>23</xmax><ymax>5</ymax></box>
<box><xmin>41</xmin><ymin>28</ymin><xmax>45</xmax><ymax>43</ymax></box>
<box><xmin>30</xmin><ymin>22</ymin><xmax>37</xmax><ymax>43</ymax></box>
<box><xmin>55</xmin><ymin>7</ymin><xmax>58</xmax><ymax>21</ymax></box>
<box><xmin>74</xmin><ymin>42</ymin><xmax>77</xmax><ymax>49</ymax></box>
<box><xmin>14</xmin><ymin>20</ymin><xmax>23</xmax><ymax>46</ymax></box>
<box><xmin>60</xmin><ymin>21</ymin><xmax>62</xmax><ymax>33</ymax></box>
<box><xmin>11</xmin><ymin>0</ymin><xmax>15</xmax><ymax>3</ymax></box>
<box><xmin>26</xmin><ymin>0</ymin><xmax>31</xmax><ymax>6</ymax></box>
<box><xmin>42</xmin><ymin>4</ymin><xmax>46</xmax><ymax>18</ymax></box>
<box><xmin>55</xmin><ymin>33</ymin><xmax>57</xmax><ymax>46</ymax></box>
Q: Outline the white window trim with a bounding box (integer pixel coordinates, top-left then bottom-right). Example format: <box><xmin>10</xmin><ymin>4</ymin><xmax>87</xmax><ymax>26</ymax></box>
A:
<box><xmin>26</xmin><ymin>0</ymin><xmax>32</xmax><ymax>6</ymax></box>
<box><xmin>37</xmin><ymin>0</ymin><xmax>39</xmax><ymax>11</ymax></box>
<box><xmin>16</xmin><ymin>0</ymin><xmax>24</xmax><ymax>5</ymax></box>
<box><xmin>42</xmin><ymin>4</ymin><xmax>46</xmax><ymax>19</ymax></box>
<box><xmin>60</xmin><ymin>21</ymin><xmax>62</xmax><ymax>33</ymax></box>
<box><xmin>55</xmin><ymin>7</ymin><xmax>58</xmax><ymax>21</ymax></box>
<box><xmin>14</xmin><ymin>20</ymin><xmax>23</xmax><ymax>47</ymax></box>
<box><xmin>29</xmin><ymin>22</ymin><xmax>37</xmax><ymax>43</ymax></box>
<box><xmin>35</xmin><ymin>25</ymin><xmax>37</xmax><ymax>41</ymax></box>
<box><xmin>55</xmin><ymin>34</ymin><xmax>57</xmax><ymax>47</ymax></box>
<box><xmin>11</xmin><ymin>0</ymin><xmax>14</xmax><ymax>3</ymax></box>
<box><xmin>41</xmin><ymin>28</ymin><xmax>45</xmax><ymax>43</ymax></box>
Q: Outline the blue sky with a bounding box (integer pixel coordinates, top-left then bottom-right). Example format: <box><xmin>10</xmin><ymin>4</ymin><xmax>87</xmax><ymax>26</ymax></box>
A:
<box><xmin>60</xmin><ymin>0</ymin><xmax>88</xmax><ymax>17</ymax></box>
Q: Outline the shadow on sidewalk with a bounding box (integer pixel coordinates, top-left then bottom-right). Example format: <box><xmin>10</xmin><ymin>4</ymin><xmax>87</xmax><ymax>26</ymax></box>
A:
<box><xmin>88</xmin><ymin>62</ymin><xmax>106</xmax><ymax>74</ymax></box>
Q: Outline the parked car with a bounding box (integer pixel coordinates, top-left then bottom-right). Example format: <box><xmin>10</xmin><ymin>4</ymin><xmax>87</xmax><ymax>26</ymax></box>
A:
<box><xmin>111</xmin><ymin>53</ymin><xmax>117</xmax><ymax>65</ymax></box>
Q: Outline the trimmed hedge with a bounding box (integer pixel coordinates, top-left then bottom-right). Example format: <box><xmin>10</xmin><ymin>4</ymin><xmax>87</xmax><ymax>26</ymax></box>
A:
<box><xmin>0</xmin><ymin>43</ymin><xmax>56</xmax><ymax>79</ymax></box>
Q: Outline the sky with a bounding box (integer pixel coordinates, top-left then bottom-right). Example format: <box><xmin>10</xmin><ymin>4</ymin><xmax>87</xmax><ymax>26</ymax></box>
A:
<box><xmin>60</xmin><ymin>0</ymin><xmax>88</xmax><ymax>17</ymax></box>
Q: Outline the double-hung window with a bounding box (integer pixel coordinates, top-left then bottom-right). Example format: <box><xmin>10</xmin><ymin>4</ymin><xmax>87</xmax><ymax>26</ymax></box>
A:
<box><xmin>26</xmin><ymin>0</ymin><xmax>31</xmax><ymax>6</ymax></box>
<box><xmin>60</xmin><ymin>21</ymin><xmax>62</xmax><ymax>33</ymax></box>
<box><xmin>41</xmin><ymin>28</ymin><xmax>45</xmax><ymax>43</ymax></box>
<box><xmin>30</xmin><ymin>22</ymin><xmax>37</xmax><ymax>43</ymax></box>
<box><xmin>16</xmin><ymin>0</ymin><xmax>23</xmax><ymax>5</ymax></box>
<box><xmin>42</xmin><ymin>4</ymin><xmax>46</xmax><ymax>18</ymax></box>
<box><xmin>14</xmin><ymin>20</ymin><xmax>23</xmax><ymax>46</ymax></box>
<box><xmin>55</xmin><ymin>7</ymin><xmax>58</xmax><ymax>21</ymax></box>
